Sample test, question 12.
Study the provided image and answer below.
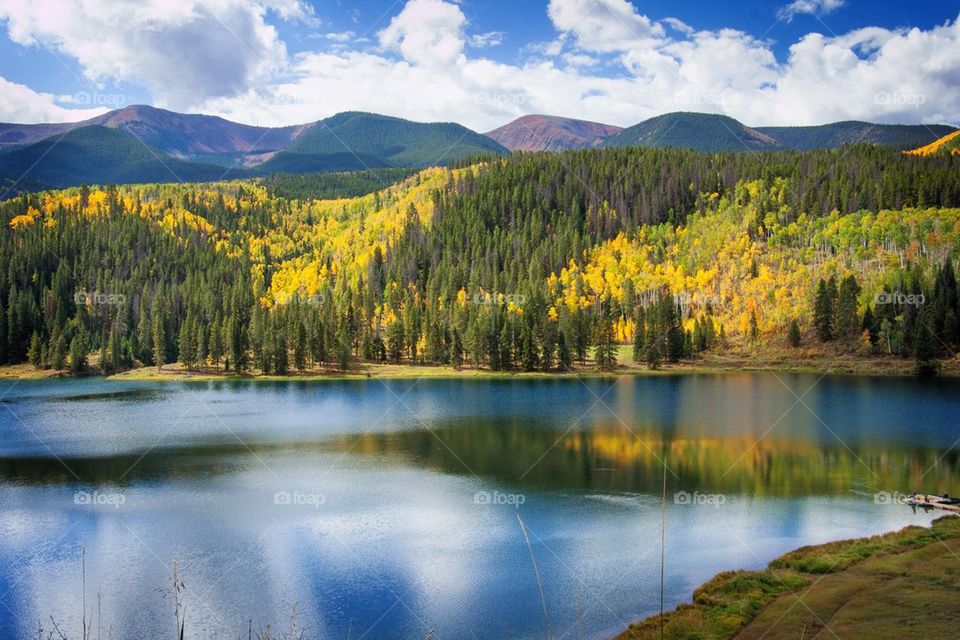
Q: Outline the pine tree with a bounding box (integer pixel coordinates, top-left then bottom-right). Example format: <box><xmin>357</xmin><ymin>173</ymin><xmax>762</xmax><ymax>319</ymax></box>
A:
<box><xmin>451</xmin><ymin>330</ymin><xmax>464</xmax><ymax>370</ymax></box>
<box><xmin>788</xmin><ymin>319</ymin><xmax>801</xmax><ymax>347</ymax></box>
<box><xmin>814</xmin><ymin>278</ymin><xmax>835</xmax><ymax>341</ymax></box>
<box><xmin>632</xmin><ymin>311</ymin><xmax>646</xmax><ymax>362</ymax></box>
<box><xmin>645</xmin><ymin>320</ymin><xmax>661</xmax><ymax>370</ymax></box>
<box><xmin>557</xmin><ymin>331</ymin><xmax>572</xmax><ymax>371</ymax></box>
<box><xmin>498</xmin><ymin>321</ymin><xmax>513</xmax><ymax>370</ymax></box>
<box><xmin>861</xmin><ymin>306</ymin><xmax>877</xmax><ymax>345</ymax></box>
<box><xmin>836</xmin><ymin>275</ymin><xmax>861</xmax><ymax>340</ymax></box>
<box><xmin>50</xmin><ymin>331</ymin><xmax>67</xmax><ymax>370</ymax></box>
<box><xmin>294</xmin><ymin>322</ymin><xmax>307</xmax><ymax>372</ymax></box>
<box><xmin>210</xmin><ymin>320</ymin><xmax>224</xmax><ymax>369</ymax></box>
<box><xmin>196</xmin><ymin>322</ymin><xmax>208</xmax><ymax>368</ymax></box>
<box><xmin>593</xmin><ymin>303</ymin><xmax>617</xmax><ymax>371</ymax></box>
<box><xmin>137</xmin><ymin>295</ymin><xmax>152</xmax><ymax>364</ymax></box>
<box><xmin>913</xmin><ymin>307</ymin><xmax>940</xmax><ymax>376</ymax></box>
<box><xmin>337</xmin><ymin>325</ymin><xmax>351</xmax><ymax>371</ymax></box>
<box><xmin>274</xmin><ymin>329</ymin><xmax>289</xmax><ymax>375</ymax></box>
<box><xmin>387</xmin><ymin>319</ymin><xmax>405</xmax><ymax>363</ymax></box>
<box><xmin>69</xmin><ymin>335</ymin><xmax>86</xmax><ymax>373</ymax></box>
<box><xmin>27</xmin><ymin>331</ymin><xmax>42</xmax><ymax>368</ymax></box>
<box><xmin>178</xmin><ymin>318</ymin><xmax>195</xmax><ymax>369</ymax></box>
<box><xmin>152</xmin><ymin>308</ymin><xmax>166</xmax><ymax>370</ymax></box>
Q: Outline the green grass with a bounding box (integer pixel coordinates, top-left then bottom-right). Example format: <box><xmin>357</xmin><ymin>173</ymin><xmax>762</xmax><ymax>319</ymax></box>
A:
<box><xmin>616</xmin><ymin>516</ymin><xmax>960</xmax><ymax>640</ymax></box>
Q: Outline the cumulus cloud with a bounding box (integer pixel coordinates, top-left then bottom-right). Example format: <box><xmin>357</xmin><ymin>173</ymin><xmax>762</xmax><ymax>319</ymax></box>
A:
<box><xmin>2</xmin><ymin>0</ymin><xmax>959</xmax><ymax>131</ymax></box>
<box><xmin>0</xmin><ymin>0</ymin><xmax>312</xmax><ymax>110</ymax></box>
<box><xmin>547</xmin><ymin>0</ymin><xmax>664</xmax><ymax>52</ymax></box>
<box><xmin>0</xmin><ymin>75</ymin><xmax>107</xmax><ymax>123</ymax></box>
<box><xmin>200</xmin><ymin>6</ymin><xmax>960</xmax><ymax>131</ymax></box>
<box><xmin>378</xmin><ymin>0</ymin><xmax>466</xmax><ymax>67</ymax></box>
<box><xmin>778</xmin><ymin>0</ymin><xmax>845</xmax><ymax>22</ymax></box>
<box><xmin>469</xmin><ymin>32</ymin><xmax>505</xmax><ymax>48</ymax></box>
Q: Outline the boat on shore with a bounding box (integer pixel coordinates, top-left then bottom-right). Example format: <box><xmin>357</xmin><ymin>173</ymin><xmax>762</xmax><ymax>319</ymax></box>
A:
<box><xmin>903</xmin><ymin>493</ymin><xmax>960</xmax><ymax>513</ymax></box>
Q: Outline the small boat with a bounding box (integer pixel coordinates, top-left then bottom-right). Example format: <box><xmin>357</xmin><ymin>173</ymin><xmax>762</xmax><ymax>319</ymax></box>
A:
<box><xmin>903</xmin><ymin>493</ymin><xmax>960</xmax><ymax>513</ymax></box>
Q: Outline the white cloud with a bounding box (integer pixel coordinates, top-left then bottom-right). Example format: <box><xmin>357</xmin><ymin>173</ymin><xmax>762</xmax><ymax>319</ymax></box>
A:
<box><xmin>469</xmin><ymin>31</ymin><xmax>505</xmax><ymax>48</ymax></box>
<box><xmin>0</xmin><ymin>75</ymin><xmax>107</xmax><ymax>123</ymax></box>
<box><xmin>0</xmin><ymin>0</ymin><xmax>313</xmax><ymax>110</ymax></box>
<box><xmin>378</xmin><ymin>0</ymin><xmax>466</xmax><ymax>67</ymax></box>
<box><xmin>547</xmin><ymin>0</ymin><xmax>664</xmax><ymax>53</ymax></box>
<box><xmin>2</xmin><ymin>0</ymin><xmax>959</xmax><ymax>132</ymax></box>
<box><xmin>324</xmin><ymin>31</ymin><xmax>356</xmax><ymax>43</ymax></box>
<box><xmin>663</xmin><ymin>17</ymin><xmax>695</xmax><ymax>37</ymax></box>
<box><xmin>778</xmin><ymin>0</ymin><xmax>845</xmax><ymax>22</ymax></box>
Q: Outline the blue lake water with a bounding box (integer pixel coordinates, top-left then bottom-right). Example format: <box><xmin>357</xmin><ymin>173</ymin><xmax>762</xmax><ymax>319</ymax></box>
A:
<box><xmin>0</xmin><ymin>373</ymin><xmax>957</xmax><ymax>639</ymax></box>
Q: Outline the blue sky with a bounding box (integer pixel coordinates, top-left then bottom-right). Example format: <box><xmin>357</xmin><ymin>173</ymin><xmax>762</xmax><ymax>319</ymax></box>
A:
<box><xmin>0</xmin><ymin>0</ymin><xmax>958</xmax><ymax>130</ymax></box>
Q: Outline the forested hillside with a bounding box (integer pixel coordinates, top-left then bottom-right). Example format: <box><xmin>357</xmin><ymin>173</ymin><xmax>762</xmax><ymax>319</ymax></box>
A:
<box><xmin>2</xmin><ymin>146</ymin><xmax>959</xmax><ymax>377</ymax></box>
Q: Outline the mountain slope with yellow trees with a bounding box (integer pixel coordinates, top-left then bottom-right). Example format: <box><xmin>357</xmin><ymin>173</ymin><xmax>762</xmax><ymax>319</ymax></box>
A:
<box><xmin>905</xmin><ymin>128</ymin><xmax>960</xmax><ymax>156</ymax></box>
<box><xmin>2</xmin><ymin>145</ymin><xmax>960</xmax><ymax>377</ymax></box>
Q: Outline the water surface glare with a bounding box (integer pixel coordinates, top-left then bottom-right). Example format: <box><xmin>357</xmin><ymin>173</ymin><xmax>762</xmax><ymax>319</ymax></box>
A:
<box><xmin>0</xmin><ymin>373</ymin><xmax>957</xmax><ymax>639</ymax></box>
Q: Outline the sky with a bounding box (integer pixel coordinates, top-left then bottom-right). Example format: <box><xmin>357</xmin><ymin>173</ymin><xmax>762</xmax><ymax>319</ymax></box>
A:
<box><xmin>0</xmin><ymin>0</ymin><xmax>958</xmax><ymax>131</ymax></box>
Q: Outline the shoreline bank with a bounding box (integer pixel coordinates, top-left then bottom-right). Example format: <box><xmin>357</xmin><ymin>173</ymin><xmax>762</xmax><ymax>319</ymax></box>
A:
<box><xmin>614</xmin><ymin>514</ymin><xmax>960</xmax><ymax>640</ymax></box>
<box><xmin>1</xmin><ymin>351</ymin><xmax>958</xmax><ymax>382</ymax></box>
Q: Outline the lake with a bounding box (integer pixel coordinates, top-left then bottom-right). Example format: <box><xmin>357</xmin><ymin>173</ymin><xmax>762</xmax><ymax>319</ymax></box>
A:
<box><xmin>0</xmin><ymin>373</ymin><xmax>958</xmax><ymax>639</ymax></box>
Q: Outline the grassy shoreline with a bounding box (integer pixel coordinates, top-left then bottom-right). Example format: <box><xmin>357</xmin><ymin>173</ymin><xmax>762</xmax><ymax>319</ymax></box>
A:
<box><xmin>616</xmin><ymin>514</ymin><xmax>960</xmax><ymax>640</ymax></box>
<box><xmin>2</xmin><ymin>347</ymin><xmax>958</xmax><ymax>382</ymax></box>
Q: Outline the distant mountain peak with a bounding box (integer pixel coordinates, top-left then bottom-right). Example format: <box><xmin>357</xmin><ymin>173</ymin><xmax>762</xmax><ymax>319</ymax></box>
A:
<box><xmin>601</xmin><ymin>112</ymin><xmax>780</xmax><ymax>152</ymax></box>
<box><xmin>485</xmin><ymin>115</ymin><xmax>622</xmax><ymax>152</ymax></box>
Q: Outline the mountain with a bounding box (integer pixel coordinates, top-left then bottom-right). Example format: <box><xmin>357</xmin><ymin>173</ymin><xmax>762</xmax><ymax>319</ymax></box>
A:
<box><xmin>0</xmin><ymin>125</ymin><xmax>250</xmax><ymax>191</ymax></box>
<box><xmin>484</xmin><ymin>115</ymin><xmax>622</xmax><ymax>151</ymax></box>
<box><xmin>601</xmin><ymin>112</ymin><xmax>781</xmax><ymax>152</ymax></box>
<box><xmin>597</xmin><ymin>112</ymin><xmax>959</xmax><ymax>153</ymax></box>
<box><xmin>905</xmin><ymin>129</ymin><xmax>960</xmax><ymax>156</ymax></box>
<box><xmin>0</xmin><ymin>121</ymin><xmax>75</xmax><ymax>150</ymax></box>
<box><xmin>0</xmin><ymin>109</ymin><xmax>506</xmax><ymax>192</ymax></box>
<box><xmin>261</xmin><ymin>111</ymin><xmax>507</xmax><ymax>173</ymax></box>
<box><xmin>0</xmin><ymin>105</ymin><xmax>308</xmax><ymax>165</ymax></box>
<box><xmin>755</xmin><ymin>121</ymin><xmax>957</xmax><ymax>150</ymax></box>
<box><xmin>84</xmin><ymin>105</ymin><xmax>309</xmax><ymax>160</ymax></box>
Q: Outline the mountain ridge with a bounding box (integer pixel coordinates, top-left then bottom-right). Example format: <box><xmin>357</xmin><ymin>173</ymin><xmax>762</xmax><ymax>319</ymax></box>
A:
<box><xmin>1</xmin><ymin>106</ymin><xmax>957</xmax><ymax>194</ymax></box>
<box><xmin>485</xmin><ymin>114</ymin><xmax>622</xmax><ymax>151</ymax></box>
